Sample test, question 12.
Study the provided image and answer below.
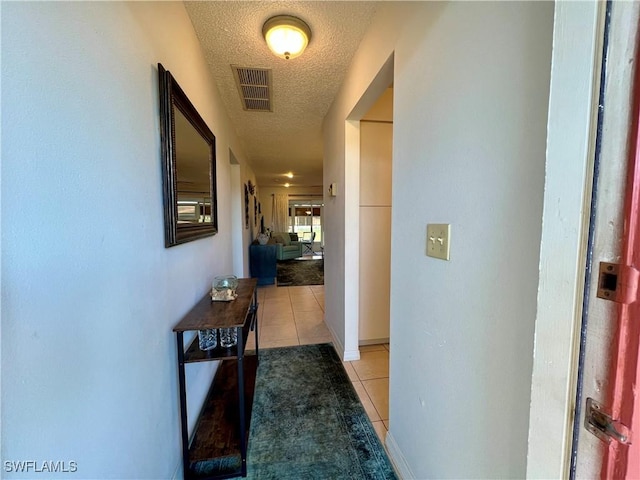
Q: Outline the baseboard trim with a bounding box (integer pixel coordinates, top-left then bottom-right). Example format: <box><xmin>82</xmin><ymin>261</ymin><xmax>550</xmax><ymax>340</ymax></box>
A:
<box><xmin>326</xmin><ymin>322</ymin><xmax>360</xmax><ymax>361</ymax></box>
<box><xmin>343</xmin><ymin>348</ymin><xmax>360</xmax><ymax>361</ymax></box>
<box><xmin>359</xmin><ymin>338</ymin><xmax>390</xmax><ymax>346</ymax></box>
<box><xmin>385</xmin><ymin>431</ymin><xmax>414</xmax><ymax>480</ymax></box>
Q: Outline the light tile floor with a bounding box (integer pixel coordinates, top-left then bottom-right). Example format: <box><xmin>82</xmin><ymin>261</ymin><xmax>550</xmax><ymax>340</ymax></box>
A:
<box><xmin>248</xmin><ymin>284</ymin><xmax>390</xmax><ymax>444</ymax></box>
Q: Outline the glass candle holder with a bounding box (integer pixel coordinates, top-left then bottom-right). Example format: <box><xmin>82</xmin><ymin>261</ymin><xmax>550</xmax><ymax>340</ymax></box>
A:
<box><xmin>213</xmin><ymin>275</ymin><xmax>239</xmax><ymax>294</ymax></box>
<box><xmin>219</xmin><ymin>327</ymin><xmax>238</xmax><ymax>348</ymax></box>
<box><xmin>198</xmin><ymin>329</ymin><xmax>217</xmax><ymax>351</ymax></box>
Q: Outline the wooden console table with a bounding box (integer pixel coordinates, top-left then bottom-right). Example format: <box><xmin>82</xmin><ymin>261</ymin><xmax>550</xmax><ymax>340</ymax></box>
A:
<box><xmin>173</xmin><ymin>278</ymin><xmax>259</xmax><ymax>479</ymax></box>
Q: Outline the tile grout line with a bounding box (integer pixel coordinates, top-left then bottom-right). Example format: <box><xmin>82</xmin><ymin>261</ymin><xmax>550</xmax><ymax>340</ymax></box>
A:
<box><xmin>349</xmin><ymin>357</ymin><xmax>389</xmax><ymax>423</ymax></box>
<box><xmin>311</xmin><ymin>287</ymin><xmax>324</xmax><ymax>312</ymax></box>
<box><xmin>288</xmin><ymin>287</ymin><xmax>302</xmax><ymax>345</ymax></box>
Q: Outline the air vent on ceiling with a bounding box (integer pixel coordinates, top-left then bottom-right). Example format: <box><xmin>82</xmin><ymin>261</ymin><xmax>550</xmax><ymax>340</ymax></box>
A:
<box><xmin>232</xmin><ymin>65</ymin><xmax>273</xmax><ymax>112</ymax></box>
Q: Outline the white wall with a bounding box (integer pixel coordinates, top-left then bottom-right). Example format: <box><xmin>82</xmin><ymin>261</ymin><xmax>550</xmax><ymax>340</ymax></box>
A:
<box><xmin>324</xmin><ymin>2</ymin><xmax>553</xmax><ymax>477</ymax></box>
<box><xmin>1</xmin><ymin>3</ymin><xmax>253</xmax><ymax>478</ymax></box>
<box><xmin>391</xmin><ymin>3</ymin><xmax>553</xmax><ymax>476</ymax></box>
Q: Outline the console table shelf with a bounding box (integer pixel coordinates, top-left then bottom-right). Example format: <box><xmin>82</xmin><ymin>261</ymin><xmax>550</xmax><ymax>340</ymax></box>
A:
<box><xmin>188</xmin><ymin>357</ymin><xmax>257</xmax><ymax>463</ymax></box>
<box><xmin>173</xmin><ymin>278</ymin><xmax>259</xmax><ymax>480</ymax></box>
<box><xmin>183</xmin><ymin>313</ymin><xmax>256</xmax><ymax>363</ymax></box>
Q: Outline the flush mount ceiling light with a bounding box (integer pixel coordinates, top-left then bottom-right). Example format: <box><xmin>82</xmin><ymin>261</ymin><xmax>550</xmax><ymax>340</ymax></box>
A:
<box><xmin>262</xmin><ymin>15</ymin><xmax>311</xmax><ymax>60</ymax></box>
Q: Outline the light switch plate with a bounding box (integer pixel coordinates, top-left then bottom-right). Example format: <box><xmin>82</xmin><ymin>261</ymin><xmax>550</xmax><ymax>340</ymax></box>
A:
<box><xmin>426</xmin><ymin>224</ymin><xmax>451</xmax><ymax>260</ymax></box>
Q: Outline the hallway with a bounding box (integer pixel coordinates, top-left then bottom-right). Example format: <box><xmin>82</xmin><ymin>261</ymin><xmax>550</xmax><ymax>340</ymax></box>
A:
<box><xmin>247</xmin><ymin>285</ymin><xmax>391</xmax><ymax>444</ymax></box>
<box><xmin>1</xmin><ymin>2</ymin><xmax>586</xmax><ymax>477</ymax></box>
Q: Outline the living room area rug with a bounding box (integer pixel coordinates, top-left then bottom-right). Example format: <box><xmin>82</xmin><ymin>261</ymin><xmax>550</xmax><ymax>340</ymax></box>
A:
<box><xmin>276</xmin><ymin>258</ymin><xmax>324</xmax><ymax>286</ymax></box>
<box><xmin>247</xmin><ymin>344</ymin><xmax>396</xmax><ymax>479</ymax></box>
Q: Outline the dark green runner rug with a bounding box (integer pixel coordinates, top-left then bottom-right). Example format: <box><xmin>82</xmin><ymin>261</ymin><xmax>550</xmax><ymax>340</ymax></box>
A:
<box><xmin>247</xmin><ymin>344</ymin><xmax>396</xmax><ymax>479</ymax></box>
<box><xmin>276</xmin><ymin>259</ymin><xmax>324</xmax><ymax>286</ymax></box>
<box><xmin>195</xmin><ymin>343</ymin><xmax>397</xmax><ymax>479</ymax></box>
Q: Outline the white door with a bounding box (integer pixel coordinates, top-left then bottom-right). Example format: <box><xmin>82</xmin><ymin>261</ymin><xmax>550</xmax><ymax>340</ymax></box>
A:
<box><xmin>572</xmin><ymin>2</ymin><xmax>640</xmax><ymax>478</ymax></box>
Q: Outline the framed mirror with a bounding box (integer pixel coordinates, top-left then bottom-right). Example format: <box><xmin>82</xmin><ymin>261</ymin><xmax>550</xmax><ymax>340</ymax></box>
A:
<box><xmin>158</xmin><ymin>63</ymin><xmax>217</xmax><ymax>247</ymax></box>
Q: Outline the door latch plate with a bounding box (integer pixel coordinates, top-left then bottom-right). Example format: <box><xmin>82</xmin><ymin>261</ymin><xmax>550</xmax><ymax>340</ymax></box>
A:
<box><xmin>597</xmin><ymin>262</ymin><xmax>639</xmax><ymax>304</ymax></box>
<box><xmin>585</xmin><ymin>397</ymin><xmax>631</xmax><ymax>445</ymax></box>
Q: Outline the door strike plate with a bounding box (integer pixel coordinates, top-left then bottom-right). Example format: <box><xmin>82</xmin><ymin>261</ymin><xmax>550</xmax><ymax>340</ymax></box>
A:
<box><xmin>597</xmin><ymin>262</ymin><xmax>640</xmax><ymax>304</ymax></box>
<box><xmin>585</xmin><ymin>398</ymin><xmax>631</xmax><ymax>445</ymax></box>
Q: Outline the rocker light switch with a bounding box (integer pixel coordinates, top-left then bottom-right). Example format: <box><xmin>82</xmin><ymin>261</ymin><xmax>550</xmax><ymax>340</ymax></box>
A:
<box><xmin>426</xmin><ymin>224</ymin><xmax>451</xmax><ymax>260</ymax></box>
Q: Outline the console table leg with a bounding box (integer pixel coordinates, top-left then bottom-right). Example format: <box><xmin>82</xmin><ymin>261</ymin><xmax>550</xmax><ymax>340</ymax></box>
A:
<box><xmin>176</xmin><ymin>332</ymin><xmax>190</xmax><ymax>479</ymax></box>
<box><xmin>237</xmin><ymin>333</ymin><xmax>247</xmax><ymax>476</ymax></box>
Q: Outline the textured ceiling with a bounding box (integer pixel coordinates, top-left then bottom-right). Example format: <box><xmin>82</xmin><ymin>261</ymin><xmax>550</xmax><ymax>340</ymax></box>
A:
<box><xmin>184</xmin><ymin>1</ymin><xmax>378</xmax><ymax>188</ymax></box>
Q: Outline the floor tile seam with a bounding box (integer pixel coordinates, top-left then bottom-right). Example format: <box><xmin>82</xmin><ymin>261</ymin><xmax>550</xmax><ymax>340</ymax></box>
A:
<box><xmin>346</xmin><ymin>362</ymin><xmax>363</xmax><ymax>382</ymax></box>
<box><xmin>262</xmin><ymin>305</ymin><xmax>295</xmax><ymax>311</ymax></box>
<box><xmin>290</xmin><ymin>302</ymin><xmax>319</xmax><ymax>309</ymax></box>
<box><xmin>367</xmin><ymin>400</ymin><xmax>388</xmax><ymax>424</ymax></box>
<box><xmin>265</xmin><ymin>311</ymin><xmax>293</xmax><ymax>320</ymax></box>
<box><xmin>287</xmin><ymin>287</ymin><xmax>295</xmax><ymax>316</ymax></box>
<box><xmin>262</xmin><ymin>310</ymin><xmax>296</xmax><ymax>318</ymax></box>
<box><xmin>292</xmin><ymin>316</ymin><xmax>324</xmax><ymax>324</ymax></box>
<box><xmin>361</xmin><ymin>384</ymin><xmax>389</xmax><ymax>422</ymax></box>
<box><xmin>349</xmin><ymin>369</ymin><xmax>389</xmax><ymax>382</ymax></box>
<box><xmin>297</xmin><ymin>329</ymin><xmax>331</xmax><ymax>338</ymax></box>
<box><xmin>294</xmin><ymin>321</ymin><xmax>331</xmax><ymax>338</ymax></box>
<box><xmin>298</xmin><ymin>338</ymin><xmax>331</xmax><ymax>348</ymax></box>
<box><xmin>292</xmin><ymin>313</ymin><xmax>324</xmax><ymax>323</ymax></box>
<box><xmin>293</xmin><ymin>322</ymin><xmax>304</xmax><ymax>338</ymax></box>
<box><xmin>287</xmin><ymin>288</ymin><xmax>300</xmax><ymax>345</ymax></box>
<box><xmin>289</xmin><ymin>291</ymin><xmax>316</xmax><ymax>298</ymax></box>
<box><xmin>359</xmin><ymin>375</ymin><xmax>390</xmax><ymax>382</ymax></box>
<box><xmin>292</xmin><ymin>314</ymin><xmax>324</xmax><ymax>322</ymax></box>
<box><xmin>354</xmin><ymin>381</ymin><xmax>376</xmax><ymax>409</ymax></box>
<box><xmin>297</xmin><ymin>336</ymin><xmax>332</xmax><ymax>344</ymax></box>
<box><xmin>260</xmin><ymin>324</ymin><xmax>299</xmax><ymax>338</ymax></box>
<box><xmin>310</xmin><ymin>290</ymin><xmax>323</xmax><ymax>310</ymax></box>
<box><xmin>261</xmin><ymin>322</ymin><xmax>296</xmax><ymax>329</ymax></box>
<box><xmin>292</xmin><ymin>309</ymin><xmax>323</xmax><ymax>317</ymax></box>
<box><xmin>359</xmin><ymin>350</ymin><xmax>390</xmax><ymax>357</ymax></box>
<box><xmin>259</xmin><ymin>318</ymin><xmax>290</xmax><ymax>340</ymax></box>
<box><xmin>262</xmin><ymin>299</ymin><xmax>294</xmax><ymax>307</ymax></box>
<box><xmin>262</xmin><ymin>312</ymin><xmax>295</xmax><ymax>319</ymax></box>
<box><xmin>358</xmin><ymin>394</ymin><xmax>381</xmax><ymax>424</ymax></box>
<box><xmin>292</xmin><ymin>318</ymin><xmax>324</xmax><ymax>331</ymax></box>
<box><xmin>290</xmin><ymin>305</ymin><xmax>320</xmax><ymax>311</ymax></box>
<box><xmin>260</xmin><ymin>331</ymin><xmax>299</xmax><ymax>340</ymax></box>
<box><xmin>292</xmin><ymin>309</ymin><xmax>302</xmax><ymax>344</ymax></box>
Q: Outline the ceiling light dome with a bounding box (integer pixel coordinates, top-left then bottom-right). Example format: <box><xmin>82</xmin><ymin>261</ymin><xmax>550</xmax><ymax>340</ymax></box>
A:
<box><xmin>262</xmin><ymin>15</ymin><xmax>311</xmax><ymax>60</ymax></box>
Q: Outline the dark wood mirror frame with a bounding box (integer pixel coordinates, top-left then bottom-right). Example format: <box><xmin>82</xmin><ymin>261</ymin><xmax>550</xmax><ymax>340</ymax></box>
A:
<box><xmin>158</xmin><ymin>63</ymin><xmax>218</xmax><ymax>247</ymax></box>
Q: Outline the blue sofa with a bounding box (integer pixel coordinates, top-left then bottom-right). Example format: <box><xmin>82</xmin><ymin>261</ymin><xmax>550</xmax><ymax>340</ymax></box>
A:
<box><xmin>272</xmin><ymin>232</ymin><xmax>303</xmax><ymax>260</ymax></box>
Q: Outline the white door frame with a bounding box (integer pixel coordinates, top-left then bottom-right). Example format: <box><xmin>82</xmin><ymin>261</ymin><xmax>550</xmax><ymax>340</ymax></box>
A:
<box><xmin>342</xmin><ymin>55</ymin><xmax>395</xmax><ymax>361</ymax></box>
<box><xmin>526</xmin><ymin>1</ymin><xmax>606</xmax><ymax>477</ymax></box>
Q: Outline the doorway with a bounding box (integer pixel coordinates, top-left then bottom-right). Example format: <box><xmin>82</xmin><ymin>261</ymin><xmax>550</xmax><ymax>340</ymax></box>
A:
<box><xmin>289</xmin><ymin>198</ymin><xmax>323</xmax><ymax>255</ymax></box>
<box><xmin>229</xmin><ymin>149</ymin><xmax>245</xmax><ymax>277</ymax></box>
<box><xmin>343</xmin><ymin>54</ymin><xmax>395</xmax><ymax>361</ymax></box>
<box><xmin>359</xmin><ymin>90</ymin><xmax>393</xmax><ymax>344</ymax></box>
